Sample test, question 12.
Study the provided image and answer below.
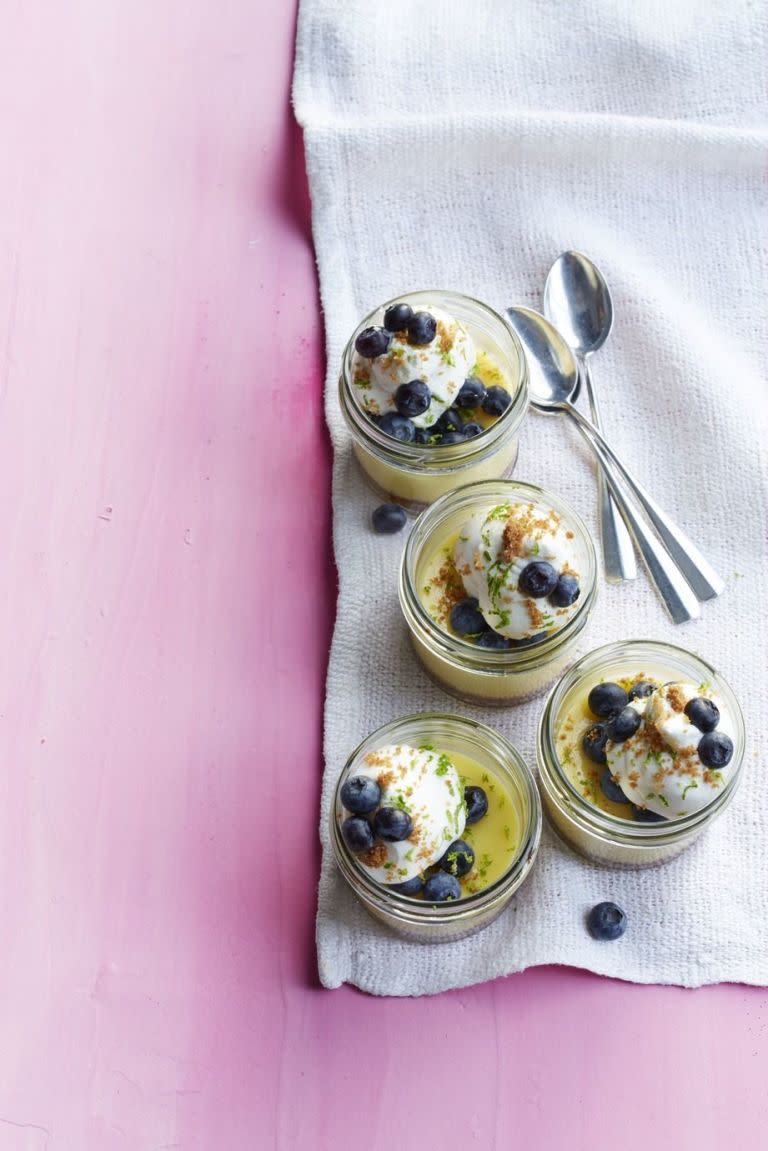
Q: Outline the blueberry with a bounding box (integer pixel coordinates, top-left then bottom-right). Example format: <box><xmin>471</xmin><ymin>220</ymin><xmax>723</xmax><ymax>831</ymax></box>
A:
<box><xmin>439</xmin><ymin>839</ymin><xmax>475</xmax><ymax>878</ymax></box>
<box><xmin>549</xmin><ymin>573</ymin><xmax>580</xmax><ymax>608</ymax></box>
<box><xmin>373</xmin><ymin>806</ymin><xmax>413</xmax><ymax>842</ymax></box>
<box><xmin>407</xmin><ymin>311</ymin><xmax>437</xmax><ymax>345</ymax></box>
<box><xmin>587</xmin><ymin>682</ymin><xmax>629</xmax><ymax>718</ymax></box>
<box><xmin>462</xmin><ymin>421</ymin><xmax>484</xmax><ymax>438</ymax></box>
<box><xmin>391</xmin><ymin>875</ymin><xmax>423</xmax><ymax>896</ymax></box>
<box><xmin>378</xmin><ymin>412</ymin><xmax>416</xmax><ymax>442</ymax></box>
<box><xmin>464</xmin><ymin>785</ymin><xmax>489</xmax><ymax>824</ymax></box>
<box><xmin>434</xmin><ymin>408</ymin><xmax>464</xmax><ymax>434</ymax></box>
<box><xmin>519</xmin><ymin>560</ymin><xmax>559</xmax><ymax>598</ymax></box>
<box><xmin>371</xmin><ymin>503</ymin><xmax>407</xmax><ymax>535</ymax></box>
<box><xmin>355</xmin><ymin>326</ymin><xmax>391</xmax><ymax>358</ymax></box>
<box><xmin>698</xmin><ymin>730</ymin><xmax>733</xmax><ymax>769</ymax></box>
<box><xmin>633</xmin><ymin>805</ymin><xmax>667</xmax><ymax>823</ymax></box>
<box><xmin>481</xmin><ymin>385</ymin><xmax>512</xmax><ymax>417</ymax></box>
<box><xmin>440</xmin><ymin>431</ymin><xmax>466</xmax><ymax>445</ymax></box>
<box><xmin>450</xmin><ymin>596</ymin><xmax>488</xmax><ymax>636</ymax></box>
<box><xmin>341</xmin><ymin>816</ymin><xmax>375</xmax><ymax>854</ymax></box>
<box><xmin>423</xmin><ymin>872</ymin><xmax>462</xmax><ymax>902</ymax></box>
<box><xmin>606</xmin><ymin>705</ymin><xmax>642</xmax><ymax>743</ymax></box>
<box><xmin>629</xmin><ymin>680</ymin><xmax>657</xmax><ymax>701</ymax></box>
<box><xmin>456</xmin><ymin>376</ymin><xmax>486</xmax><ymax>409</ymax></box>
<box><xmin>684</xmin><ymin>696</ymin><xmax>720</xmax><ymax>733</ymax></box>
<box><xmin>475</xmin><ymin>629</ymin><xmax>511</xmax><ymax>650</ymax></box>
<box><xmin>395</xmin><ymin>379</ymin><xmax>431</xmax><ymax>418</ymax></box>
<box><xmin>582</xmin><ymin>722</ymin><xmax>609</xmax><ymax>765</ymax></box>
<box><xmin>600</xmin><ymin>767</ymin><xmax>632</xmax><ymax>805</ymax></box>
<box><xmin>383</xmin><ymin>302</ymin><xmax>413</xmax><ymax>332</ymax></box>
<box><xmin>340</xmin><ymin>775</ymin><xmax>382</xmax><ymax>815</ymax></box>
<box><xmin>586</xmin><ymin>901</ymin><xmax>628</xmax><ymax>941</ymax></box>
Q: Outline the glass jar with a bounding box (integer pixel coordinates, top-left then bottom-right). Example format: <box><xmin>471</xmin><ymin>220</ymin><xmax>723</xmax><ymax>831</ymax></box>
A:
<box><xmin>338</xmin><ymin>290</ymin><xmax>528</xmax><ymax>511</ymax></box>
<box><xmin>537</xmin><ymin>639</ymin><xmax>746</xmax><ymax>867</ymax></box>
<box><xmin>399</xmin><ymin>480</ymin><xmax>598</xmax><ymax>706</ymax></box>
<box><xmin>330</xmin><ymin>713</ymin><xmax>542</xmax><ymax>943</ymax></box>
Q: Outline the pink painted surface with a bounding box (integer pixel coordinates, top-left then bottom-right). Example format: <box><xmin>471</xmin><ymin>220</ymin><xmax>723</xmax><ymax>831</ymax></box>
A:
<box><xmin>0</xmin><ymin>3</ymin><xmax>766</xmax><ymax>1148</ymax></box>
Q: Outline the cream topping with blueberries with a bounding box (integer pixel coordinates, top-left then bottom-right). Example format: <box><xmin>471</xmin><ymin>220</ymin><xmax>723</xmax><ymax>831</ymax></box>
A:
<box><xmin>560</xmin><ymin>674</ymin><xmax>738</xmax><ymax>821</ymax></box>
<box><xmin>605</xmin><ymin>681</ymin><xmax>735</xmax><ymax>819</ymax></box>
<box><xmin>452</xmin><ymin>500</ymin><xmax>581</xmax><ymax>642</ymax></box>
<box><xmin>351</xmin><ymin>302</ymin><xmax>475</xmax><ymax>429</ymax></box>
<box><xmin>339</xmin><ymin>745</ymin><xmax>467</xmax><ymax>885</ymax></box>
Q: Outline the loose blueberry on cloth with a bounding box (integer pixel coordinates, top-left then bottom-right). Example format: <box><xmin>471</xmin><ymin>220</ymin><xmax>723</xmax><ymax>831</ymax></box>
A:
<box><xmin>294</xmin><ymin>0</ymin><xmax>768</xmax><ymax>995</ymax></box>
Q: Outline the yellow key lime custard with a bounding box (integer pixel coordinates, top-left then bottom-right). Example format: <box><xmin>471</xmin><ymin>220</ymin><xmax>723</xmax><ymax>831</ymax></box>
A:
<box><xmin>330</xmin><ymin>713</ymin><xmax>541</xmax><ymax>942</ymax></box>
<box><xmin>537</xmin><ymin>640</ymin><xmax>745</xmax><ymax>867</ymax></box>
<box><xmin>399</xmin><ymin>480</ymin><xmax>597</xmax><ymax>705</ymax></box>
<box><xmin>338</xmin><ymin>291</ymin><xmax>528</xmax><ymax>509</ymax></box>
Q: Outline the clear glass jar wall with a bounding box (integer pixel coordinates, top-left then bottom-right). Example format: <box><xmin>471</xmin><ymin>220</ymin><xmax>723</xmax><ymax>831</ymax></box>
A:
<box><xmin>399</xmin><ymin>480</ymin><xmax>598</xmax><ymax>706</ymax></box>
<box><xmin>338</xmin><ymin>290</ymin><xmax>528</xmax><ymax>510</ymax></box>
<box><xmin>537</xmin><ymin>640</ymin><xmax>745</xmax><ymax>867</ymax></box>
<box><xmin>330</xmin><ymin>713</ymin><xmax>542</xmax><ymax>943</ymax></box>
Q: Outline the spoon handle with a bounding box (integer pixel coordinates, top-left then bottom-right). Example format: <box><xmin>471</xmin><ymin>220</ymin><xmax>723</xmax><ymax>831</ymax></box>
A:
<box><xmin>580</xmin><ymin>356</ymin><xmax>637</xmax><ymax>584</ymax></box>
<box><xmin>567</xmin><ymin>415</ymin><xmax>701</xmax><ymax>622</ymax></box>
<box><xmin>568</xmin><ymin>406</ymin><xmax>725</xmax><ymax>602</ymax></box>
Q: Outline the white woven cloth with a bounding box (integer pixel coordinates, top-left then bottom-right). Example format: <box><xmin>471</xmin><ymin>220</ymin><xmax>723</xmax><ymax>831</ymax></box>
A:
<box><xmin>293</xmin><ymin>0</ymin><xmax>768</xmax><ymax>995</ymax></box>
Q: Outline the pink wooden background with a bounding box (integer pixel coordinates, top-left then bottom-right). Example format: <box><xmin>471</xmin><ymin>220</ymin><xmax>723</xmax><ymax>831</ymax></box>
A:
<box><xmin>0</xmin><ymin>3</ymin><xmax>765</xmax><ymax>1148</ymax></box>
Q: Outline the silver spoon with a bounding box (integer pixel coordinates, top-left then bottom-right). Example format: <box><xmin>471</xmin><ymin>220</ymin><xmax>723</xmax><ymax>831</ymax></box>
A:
<box><xmin>543</xmin><ymin>251</ymin><xmax>636</xmax><ymax>584</ymax></box>
<box><xmin>505</xmin><ymin>307</ymin><xmax>725</xmax><ymax>622</ymax></box>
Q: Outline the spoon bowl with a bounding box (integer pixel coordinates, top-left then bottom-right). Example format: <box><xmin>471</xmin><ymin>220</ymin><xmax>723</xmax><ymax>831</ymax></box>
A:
<box><xmin>543</xmin><ymin>251</ymin><xmax>633</xmax><ymax>583</ymax></box>
<box><xmin>544</xmin><ymin>250</ymin><xmax>613</xmax><ymax>356</ymax></box>
<box><xmin>502</xmin><ymin>301</ymin><xmax>722</xmax><ymax>622</ymax></box>
<box><xmin>503</xmin><ymin>306</ymin><xmax>580</xmax><ymax>410</ymax></box>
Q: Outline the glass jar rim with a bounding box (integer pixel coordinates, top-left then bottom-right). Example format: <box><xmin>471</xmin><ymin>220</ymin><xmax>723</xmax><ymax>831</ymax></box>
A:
<box><xmin>339</xmin><ymin>289</ymin><xmax>529</xmax><ymax>471</ymax></box>
<box><xmin>399</xmin><ymin>479</ymin><xmax>598</xmax><ymax>673</ymax></box>
<box><xmin>330</xmin><ymin>711</ymin><xmax>542</xmax><ymax>923</ymax></box>
<box><xmin>537</xmin><ymin>638</ymin><xmax>746</xmax><ymax>843</ymax></box>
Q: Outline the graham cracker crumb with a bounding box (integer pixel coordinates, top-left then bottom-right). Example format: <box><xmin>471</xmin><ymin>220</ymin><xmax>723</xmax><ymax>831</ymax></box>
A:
<box><xmin>430</xmin><ymin>555</ymin><xmax>466</xmax><ymax>624</ymax></box>
<box><xmin>526</xmin><ymin>600</ymin><xmax>544</xmax><ymax>629</ymax></box>
<box><xmin>667</xmin><ymin>685</ymin><xmax>687</xmax><ymax>713</ymax></box>
<box><xmin>501</xmin><ymin>517</ymin><xmax>526</xmax><ymax>562</ymax></box>
<box><xmin>364</xmin><ymin>751</ymin><xmax>393</xmax><ymax>770</ymax></box>
<box><xmin>359</xmin><ymin>843</ymin><xmax>388</xmax><ymax>869</ymax></box>
<box><xmin>437</xmin><ymin>320</ymin><xmax>455</xmax><ymax>355</ymax></box>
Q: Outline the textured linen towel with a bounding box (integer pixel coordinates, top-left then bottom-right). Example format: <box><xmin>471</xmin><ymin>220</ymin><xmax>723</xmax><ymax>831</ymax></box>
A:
<box><xmin>293</xmin><ymin>0</ymin><xmax>768</xmax><ymax>995</ymax></box>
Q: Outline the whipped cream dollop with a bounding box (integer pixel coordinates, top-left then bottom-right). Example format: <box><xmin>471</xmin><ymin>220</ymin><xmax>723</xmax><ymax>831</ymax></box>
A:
<box><xmin>342</xmin><ymin>744</ymin><xmax>467</xmax><ymax>884</ymax></box>
<box><xmin>607</xmin><ymin>682</ymin><xmax>735</xmax><ymax>818</ymax></box>
<box><xmin>350</xmin><ymin>304</ymin><xmax>475</xmax><ymax>428</ymax></box>
<box><xmin>453</xmin><ymin>500</ymin><xmax>581</xmax><ymax>640</ymax></box>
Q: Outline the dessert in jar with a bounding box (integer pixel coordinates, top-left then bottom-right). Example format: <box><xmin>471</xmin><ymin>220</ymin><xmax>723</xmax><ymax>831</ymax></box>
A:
<box><xmin>338</xmin><ymin>291</ymin><xmax>528</xmax><ymax>509</ymax></box>
<box><xmin>399</xmin><ymin>480</ymin><xmax>597</xmax><ymax>705</ymax></box>
<box><xmin>537</xmin><ymin>640</ymin><xmax>745</xmax><ymax>867</ymax></box>
<box><xmin>330</xmin><ymin>713</ymin><xmax>541</xmax><ymax>943</ymax></box>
